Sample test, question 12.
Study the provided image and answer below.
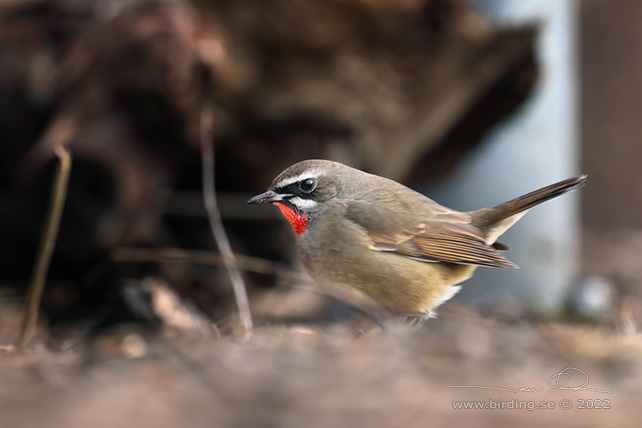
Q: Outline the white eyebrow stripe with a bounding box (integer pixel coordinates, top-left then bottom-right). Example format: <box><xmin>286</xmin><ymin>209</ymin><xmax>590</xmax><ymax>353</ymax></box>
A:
<box><xmin>274</xmin><ymin>170</ymin><xmax>324</xmax><ymax>188</ymax></box>
<box><xmin>289</xmin><ymin>197</ymin><xmax>318</xmax><ymax>211</ymax></box>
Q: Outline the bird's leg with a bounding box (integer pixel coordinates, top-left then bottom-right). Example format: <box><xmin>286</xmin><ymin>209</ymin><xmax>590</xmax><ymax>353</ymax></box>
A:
<box><xmin>404</xmin><ymin>312</ymin><xmax>433</xmax><ymax>328</ymax></box>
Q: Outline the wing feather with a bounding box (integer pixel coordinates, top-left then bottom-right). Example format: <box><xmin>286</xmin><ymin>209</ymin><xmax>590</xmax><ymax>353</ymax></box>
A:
<box><xmin>345</xmin><ymin>201</ymin><xmax>518</xmax><ymax>269</ymax></box>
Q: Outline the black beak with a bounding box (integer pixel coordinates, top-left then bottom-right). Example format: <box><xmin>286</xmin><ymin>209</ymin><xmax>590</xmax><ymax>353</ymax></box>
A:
<box><xmin>247</xmin><ymin>190</ymin><xmax>285</xmax><ymax>204</ymax></box>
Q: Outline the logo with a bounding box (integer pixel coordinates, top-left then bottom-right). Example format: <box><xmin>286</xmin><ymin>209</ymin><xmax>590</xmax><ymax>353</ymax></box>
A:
<box><xmin>446</xmin><ymin>367</ymin><xmax>612</xmax><ymax>394</ymax></box>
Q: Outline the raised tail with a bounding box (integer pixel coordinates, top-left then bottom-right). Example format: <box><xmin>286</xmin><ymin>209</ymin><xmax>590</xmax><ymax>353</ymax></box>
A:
<box><xmin>470</xmin><ymin>174</ymin><xmax>587</xmax><ymax>244</ymax></box>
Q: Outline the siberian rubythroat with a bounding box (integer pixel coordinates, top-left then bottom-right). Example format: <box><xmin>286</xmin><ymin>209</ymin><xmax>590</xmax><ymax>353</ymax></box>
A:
<box><xmin>248</xmin><ymin>160</ymin><xmax>586</xmax><ymax>324</ymax></box>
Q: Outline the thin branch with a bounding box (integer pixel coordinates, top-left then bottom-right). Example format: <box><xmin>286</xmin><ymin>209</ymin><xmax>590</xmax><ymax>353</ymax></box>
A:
<box><xmin>200</xmin><ymin>105</ymin><xmax>253</xmax><ymax>334</ymax></box>
<box><xmin>113</xmin><ymin>246</ymin><xmax>389</xmax><ymax>328</ymax></box>
<box><xmin>16</xmin><ymin>145</ymin><xmax>72</xmax><ymax>351</ymax></box>
<box><xmin>113</xmin><ymin>247</ymin><xmax>289</xmax><ymax>277</ymax></box>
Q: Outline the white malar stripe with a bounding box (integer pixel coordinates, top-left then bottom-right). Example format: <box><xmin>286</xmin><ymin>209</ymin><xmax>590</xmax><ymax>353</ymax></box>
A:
<box><xmin>289</xmin><ymin>197</ymin><xmax>318</xmax><ymax>211</ymax></box>
<box><xmin>274</xmin><ymin>170</ymin><xmax>324</xmax><ymax>188</ymax></box>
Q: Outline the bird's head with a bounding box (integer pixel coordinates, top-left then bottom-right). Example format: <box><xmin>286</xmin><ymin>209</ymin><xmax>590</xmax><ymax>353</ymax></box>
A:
<box><xmin>247</xmin><ymin>160</ymin><xmax>351</xmax><ymax>234</ymax></box>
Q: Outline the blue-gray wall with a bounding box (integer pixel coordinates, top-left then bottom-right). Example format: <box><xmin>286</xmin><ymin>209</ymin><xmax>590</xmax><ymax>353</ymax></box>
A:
<box><xmin>424</xmin><ymin>0</ymin><xmax>580</xmax><ymax>313</ymax></box>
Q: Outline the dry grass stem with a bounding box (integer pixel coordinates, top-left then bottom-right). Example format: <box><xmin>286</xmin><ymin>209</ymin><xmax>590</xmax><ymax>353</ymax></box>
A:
<box><xmin>16</xmin><ymin>145</ymin><xmax>72</xmax><ymax>351</ymax></box>
<box><xmin>200</xmin><ymin>105</ymin><xmax>253</xmax><ymax>334</ymax></box>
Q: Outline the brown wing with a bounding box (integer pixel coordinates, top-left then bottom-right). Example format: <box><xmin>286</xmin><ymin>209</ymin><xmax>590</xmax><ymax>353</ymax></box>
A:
<box><xmin>344</xmin><ymin>201</ymin><xmax>518</xmax><ymax>269</ymax></box>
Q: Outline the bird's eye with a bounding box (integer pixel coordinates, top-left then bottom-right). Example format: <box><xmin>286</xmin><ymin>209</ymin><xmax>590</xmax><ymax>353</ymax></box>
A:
<box><xmin>299</xmin><ymin>178</ymin><xmax>316</xmax><ymax>193</ymax></box>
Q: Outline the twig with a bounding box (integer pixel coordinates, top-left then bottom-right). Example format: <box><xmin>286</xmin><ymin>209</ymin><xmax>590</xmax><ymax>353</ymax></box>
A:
<box><xmin>16</xmin><ymin>145</ymin><xmax>72</xmax><ymax>351</ymax></box>
<box><xmin>113</xmin><ymin>246</ymin><xmax>389</xmax><ymax>327</ymax></box>
<box><xmin>621</xmin><ymin>296</ymin><xmax>638</xmax><ymax>336</ymax></box>
<box><xmin>113</xmin><ymin>247</ymin><xmax>290</xmax><ymax>277</ymax></box>
<box><xmin>200</xmin><ymin>105</ymin><xmax>253</xmax><ymax>334</ymax></box>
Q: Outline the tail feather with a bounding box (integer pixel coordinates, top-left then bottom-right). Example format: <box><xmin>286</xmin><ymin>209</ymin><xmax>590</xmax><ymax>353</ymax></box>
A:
<box><xmin>470</xmin><ymin>174</ymin><xmax>587</xmax><ymax>240</ymax></box>
<box><xmin>496</xmin><ymin>175</ymin><xmax>587</xmax><ymax>219</ymax></box>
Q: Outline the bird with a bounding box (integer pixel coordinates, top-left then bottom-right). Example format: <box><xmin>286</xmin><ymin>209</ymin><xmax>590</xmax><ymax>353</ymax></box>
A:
<box><xmin>248</xmin><ymin>159</ymin><xmax>587</xmax><ymax>325</ymax></box>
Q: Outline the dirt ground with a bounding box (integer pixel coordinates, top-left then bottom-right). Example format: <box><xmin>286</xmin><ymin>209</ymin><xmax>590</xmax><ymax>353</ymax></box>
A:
<box><xmin>1</xmin><ymin>304</ymin><xmax>641</xmax><ymax>428</ymax></box>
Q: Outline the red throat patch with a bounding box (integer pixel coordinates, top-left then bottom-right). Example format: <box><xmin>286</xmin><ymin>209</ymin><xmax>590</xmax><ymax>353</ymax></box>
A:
<box><xmin>275</xmin><ymin>202</ymin><xmax>308</xmax><ymax>235</ymax></box>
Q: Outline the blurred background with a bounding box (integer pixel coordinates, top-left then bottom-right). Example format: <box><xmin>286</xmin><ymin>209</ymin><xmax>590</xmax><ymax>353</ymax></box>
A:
<box><xmin>0</xmin><ymin>0</ymin><xmax>641</xmax><ymax>426</ymax></box>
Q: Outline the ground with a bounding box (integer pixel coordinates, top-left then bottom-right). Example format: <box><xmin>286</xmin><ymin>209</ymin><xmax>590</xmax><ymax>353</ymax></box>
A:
<box><xmin>1</xmin><ymin>305</ymin><xmax>640</xmax><ymax>428</ymax></box>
